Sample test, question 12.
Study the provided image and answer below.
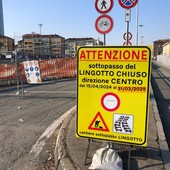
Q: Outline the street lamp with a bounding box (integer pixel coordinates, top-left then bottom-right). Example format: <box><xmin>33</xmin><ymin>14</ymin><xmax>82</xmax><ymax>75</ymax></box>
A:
<box><xmin>32</xmin><ymin>32</ymin><xmax>36</xmax><ymax>58</ymax></box>
<box><xmin>38</xmin><ymin>24</ymin><xmax>43</xmax><ymax>57</ymax></box>
<box><xmin>38</xmin><ymin>23</ymin><xmax>43</xmax><ymax>35</ymax></box>
<box><xmin>139</xmin><ymin>24</ymin><xmax>144</xmax><ymax>45</ymax></box>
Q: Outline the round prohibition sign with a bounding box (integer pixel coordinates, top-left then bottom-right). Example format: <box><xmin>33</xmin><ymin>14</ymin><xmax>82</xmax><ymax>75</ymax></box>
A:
<box><xmin>95</xmin><ymin>15</ymin><xmax>114</xmax><ymax>34</ymax></box>
<box><xmin>123</xmin><ymin>32</ymin><xmax>132</xmax><ymax>40</ymax></box>
<box><xmin>95</xmin><ymin>0</ymin><xmax>114</xmax><ymax>14</ymax></box>
<box><xmin>118</xmin><ymin>0</ymin><xmax>138</xmax><ymax>9</ymax></box>
<box><xmin>123</xmin><ymin>41</ymin><xmax>132</xmax><ymax>46</ymax></box>
<box><xmin>101</xmin><ymin>92</ymin><xmax>120</xmax><ymax>111</ymax></box>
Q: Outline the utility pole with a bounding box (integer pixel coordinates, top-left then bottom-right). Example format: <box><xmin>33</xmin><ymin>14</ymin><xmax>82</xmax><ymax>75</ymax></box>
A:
<box><xmin>135</xmin><ymin>3</ymin><xmax>139</xmax><ymax>45</ymax></box>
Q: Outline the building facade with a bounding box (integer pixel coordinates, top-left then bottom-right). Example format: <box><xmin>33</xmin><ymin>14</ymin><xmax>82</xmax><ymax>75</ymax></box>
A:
<box><xmin>162</xmin><ymin>42</ymin><xmax>170</xmax><ymax>56</ymax></box>
<box><xmin>21</xmin><ymin>34</ymin><xmax>65</xmax><ymax>58</ymax></box>
<box><xmin>0</xmin><ymin>36</ymin><xmax>15</xmax><ymax>57</ymax></box>
<box><xmin>65</xmin><ymin>38</ymin><xmax>103</xmax><ymax>57</ymax></box>
<box><xmin>153</xmin><ymin>39</ymin><xmax>170</xmax><ymax>57</ymax></box>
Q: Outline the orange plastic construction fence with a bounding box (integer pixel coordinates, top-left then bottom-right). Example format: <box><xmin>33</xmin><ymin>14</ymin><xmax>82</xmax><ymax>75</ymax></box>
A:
<box><xmin>0</xmin><ymin>64</ymin><xmax>16</xmax><ymax>80</ymax></box>
<box><xmin>0</xmin><ymin>57</ymin><xmax>77</xmax><ymax>81</ymax></box>
<box><xmin>39</xmin><ymin>57</ymin><xmax>77</xmax><ymax>78</ymax></box>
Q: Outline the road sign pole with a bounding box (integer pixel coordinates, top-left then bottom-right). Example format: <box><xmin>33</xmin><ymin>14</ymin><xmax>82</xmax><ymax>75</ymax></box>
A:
<box><xmin>15</xmin><ymin>50</ymin><xmax>20</xmax><ymax>99</ymax></box>
<box><xmin>126</xmin><ymin>21</ymin><xmax>129</xmax><ymax>45</ymax></box>
<box><xmin>125</xmin><ymin>9</ymin><xmax>131</xmax><ymax>46</ymax></box>
<box><xmin>104</xmin><ymin>34</ymin><xmax>106</xmax><ymax>45</ymax></box>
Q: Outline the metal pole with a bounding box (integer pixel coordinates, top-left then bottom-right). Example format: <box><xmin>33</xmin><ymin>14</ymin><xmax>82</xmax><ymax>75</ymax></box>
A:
<box><xmin>125</xmin><ymin>9</ymin><xmax>130</xmax><ymax>46</ymax></box>
<box><xmin>128</xmin><ymin>150</ymin><xmax>131</xmax><ymax>170</ymax></box>
<box><xmin>104</xmin><ymin>34</ymin><xmax>106</xmax><ymax>45</ymax></box>
<box><xmin>139</xmin><ymin>25</ymin><xmax>144</xmax><ymax>45</ymax></box>
<box><xmin>15</xmin><ymin>50</ymin><xmax>20</xmax><ymax>99</ymax></box>
<box><xmin>38</xmin><ymin>23</ymin><xmax>43</xmax><ymax>35</ymax></box>
<box><xmin>126</xmin><ymin>21</ymin><xmax>129</xmax><ymax>46</ymax></box>
<box><xmin>20</xmin><ymin>75</ymin><xmax>25</xmax><ymax>97</ymax></box>
<box><xmin>136</xmin><ymin>3</ymin><xmax>139</xmax><ymax>45</ymax></box>
<box><xmin>32</xmin><ymin>32</ymin><xmax>35</xmax><ymax>58</ymax></box>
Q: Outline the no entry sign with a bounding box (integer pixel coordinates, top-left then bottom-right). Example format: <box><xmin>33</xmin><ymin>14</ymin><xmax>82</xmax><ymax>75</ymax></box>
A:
<box><xmin>95</xmin><ymin>0</ymin><xmax>114</xmax><ymax>14</ymax></box>
<box><xmin>77</xmin><ymin>46</ymin><xmax>152</xmax><ymax>146</ymax></box>
<box><xmin>95</xmin><ymin>15</ymin><xmax>114</xmax><ymax>34</ymax></box>
<box><xmin>118</xmin><ymin>0</ymin><xmax>138</xmax><ymax>9</ymax></box>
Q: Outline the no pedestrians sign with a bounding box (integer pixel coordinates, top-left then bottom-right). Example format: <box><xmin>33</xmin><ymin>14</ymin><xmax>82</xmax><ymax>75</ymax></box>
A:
<box><xmin>95</xmin><ymin>0</ymin><xmax>114</xmax><ymax>14</ymax></box>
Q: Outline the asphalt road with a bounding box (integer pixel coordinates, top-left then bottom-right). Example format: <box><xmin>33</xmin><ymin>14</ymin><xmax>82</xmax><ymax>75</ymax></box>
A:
<box><xmin>151</xmin><ymin>61</ymin><xmax>170</xmax><ymax>150</ymax></box>
<box><xmin>0</xmin><ymin>78</ymin><xmax>76</xmax><ymax>170</ymax></box>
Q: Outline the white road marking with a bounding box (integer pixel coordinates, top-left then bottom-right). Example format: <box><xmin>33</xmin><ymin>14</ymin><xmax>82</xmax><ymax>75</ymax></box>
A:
<box><xmin>29</xmin><ymin>105</ymin><xmax>76</xmax><ymax>157</ymax></box>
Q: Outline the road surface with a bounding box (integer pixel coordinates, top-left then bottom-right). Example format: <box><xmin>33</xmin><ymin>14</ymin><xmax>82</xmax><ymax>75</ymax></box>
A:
<box><xmin>151</xmin><ymin>61</ymin><xmax>170</xmax><ymax>150</ymax></box>
<box><xmin>0</xmin><ymin>78</ymin><xmax>76</xmax><ymax>170</ymax></box>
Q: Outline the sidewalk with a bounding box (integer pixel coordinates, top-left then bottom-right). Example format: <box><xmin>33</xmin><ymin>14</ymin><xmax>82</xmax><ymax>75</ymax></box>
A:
<box><xmin>55</xmin><ymin>87</ymin><xmax>170</xmax><ymax>170</ymax></box>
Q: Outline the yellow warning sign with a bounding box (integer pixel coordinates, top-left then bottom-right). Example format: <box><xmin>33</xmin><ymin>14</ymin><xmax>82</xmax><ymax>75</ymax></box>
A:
<box><xmin>88</xmin><ymin>112</ymin><xmax>109</xmax><ymax>132</ymax></box>
<box><xmin>76</xmin><ymin>46</ymin><xmax>152</xmax><ymax>146</ymax></box>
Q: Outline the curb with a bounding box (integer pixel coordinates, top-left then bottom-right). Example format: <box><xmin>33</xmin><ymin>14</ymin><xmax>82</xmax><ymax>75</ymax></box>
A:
<box><xmin>54</xmin><ymin>106</ymin><xmax>76</xmax><ymax>170</ymax></box>
<box><xmin>150</xmin><ymin>87</ymin><xmax>170</xmax><ymax>170</ymax></box>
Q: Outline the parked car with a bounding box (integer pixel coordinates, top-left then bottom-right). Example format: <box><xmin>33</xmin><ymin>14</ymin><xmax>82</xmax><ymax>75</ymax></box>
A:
<box><xmin>153</xmin><ymin>56</ymin><xmax>157</xmax><ymax>60</ymax></box>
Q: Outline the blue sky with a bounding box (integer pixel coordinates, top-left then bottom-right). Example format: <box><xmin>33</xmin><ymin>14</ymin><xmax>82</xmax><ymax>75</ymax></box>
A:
<box><xmin>2</xmin><ymin>0</ymin><xmax>170</xmax><ymax>46</ymax></box>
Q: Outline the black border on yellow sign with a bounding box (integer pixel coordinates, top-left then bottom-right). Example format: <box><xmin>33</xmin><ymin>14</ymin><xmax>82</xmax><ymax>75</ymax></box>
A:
<box><xmin>76</xmin><ymin>46</ymin><xmax>151</xmax><ymax>146</ymax></box>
